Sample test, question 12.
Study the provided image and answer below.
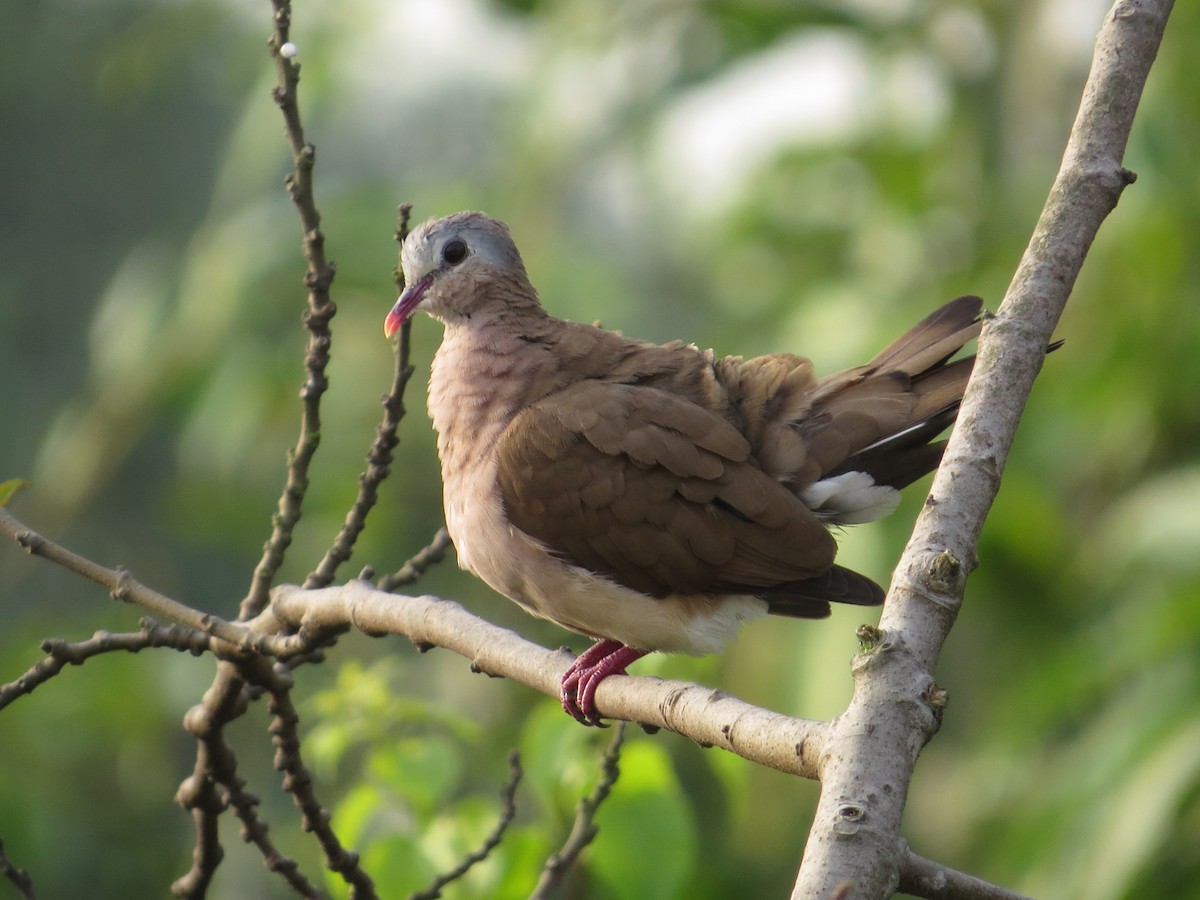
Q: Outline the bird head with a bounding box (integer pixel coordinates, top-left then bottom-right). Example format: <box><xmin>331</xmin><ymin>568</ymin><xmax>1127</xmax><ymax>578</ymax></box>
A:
<box><xmin>384</xmin><ymin>211</ymin><xmax>532</xmax><ymax>337</ymax></box>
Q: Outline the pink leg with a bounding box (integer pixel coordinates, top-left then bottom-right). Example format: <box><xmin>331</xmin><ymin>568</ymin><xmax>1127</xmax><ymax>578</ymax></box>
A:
<box><xmin>561</xmin><ymin>639</ymin><xmax>648</xmax><ymax>726</ymax></box>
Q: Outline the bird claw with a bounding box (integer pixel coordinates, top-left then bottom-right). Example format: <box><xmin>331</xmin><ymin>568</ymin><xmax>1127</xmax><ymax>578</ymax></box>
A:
<box><xmin>559</xmin><ymin>640</ymin><xmax>648</xmax><ymax>726</ymax></box>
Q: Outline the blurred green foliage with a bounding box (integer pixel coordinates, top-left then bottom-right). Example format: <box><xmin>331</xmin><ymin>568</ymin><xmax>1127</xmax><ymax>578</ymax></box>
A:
<box><xmin>2</xmin><ymin>0</ymin><xmax>1198</xmax><ymax>898</ymax></box>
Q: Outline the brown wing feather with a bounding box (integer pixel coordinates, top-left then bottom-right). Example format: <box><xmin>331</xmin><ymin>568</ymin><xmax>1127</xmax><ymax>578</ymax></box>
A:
<box><xmin>794</xmin><ymin>296</ymin><xmax>983</xmax><ymax>484</ymax></box>
<box><xmin>495</xmin><ymin>380</ymin><xmax>847</xmax><ymax>603</ymax></box>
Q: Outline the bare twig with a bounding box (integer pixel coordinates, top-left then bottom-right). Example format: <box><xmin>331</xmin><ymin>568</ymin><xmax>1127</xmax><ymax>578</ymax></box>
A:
<box><xmin>407</xmin><ymin>750</ymin><xmax>523</xmax><ymax>900</ymax></box>
<box><xmin>174</xmin><ymin>670</ymin><xmax>243</xmax><ymax>899</ymax></box>
<box><xmin>174</xmin><ymin>654</ymin><xmax>332</xmax><ymax>899</ymax></box>
<box><xmin>225</xmin><ymin>762</ymin><xmax>324</xmax><ymax>899</ymax></box>
<box><xmin>792</xmin><ymin>2</ymin><xmax>1175</xmax><ymax>896</ymax></box>
<box><xmin>378</xmin><ymin>527</ymin><xmax>453</xmax><ymax>592</ymax></box>
<box><xmin>530</xmin><ymin>724</ymin><xmax>626</xmax><ymax>900</ymax></box>
<box><xmin>306</xmin><ymin>204</ymin><xmax>420</xmax><ymax>591</ymax></box>
<box><xmin>266</xmin><ymin>582</ymin><xmax>830</xmax><ymax>777</ymax></box>
<box><xmin>241</xmin><ymin>0</ymin><xmax>339</xmax><ymax>620</ymax></box>
<box><xmin>899</xmin><ymin>845</ymin><xmax>1036</xmax><ymax>900</ymax></box>
<box><xmin>262</xmin><ymin>669</ymin><xmax>375</xmax><ymax>898</ymax></box>
<box><xmin>0</xmin><ymin>620</ymin><xmax>209</xmax><ymax>712</ymax></box>
<box><xmin>177</xmin><ymin>3</ymin><xmax>344</xmax><ymax>889</ymax></box>
<box><xmin>0</xmin><ymin>509</ymin><xmax>297</xmax><ymax>659</ymax></box>
<box><xmin>0</xmin><ymin>838</ymin><xmax>36</xmax><ymax>900</ymax></box>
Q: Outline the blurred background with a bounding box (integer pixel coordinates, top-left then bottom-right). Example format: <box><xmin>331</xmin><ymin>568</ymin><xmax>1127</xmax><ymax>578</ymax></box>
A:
<box><xmin>2</xmin><ymin>0</ymin><xmax>1198</xmax><ymax>897</ymax></box>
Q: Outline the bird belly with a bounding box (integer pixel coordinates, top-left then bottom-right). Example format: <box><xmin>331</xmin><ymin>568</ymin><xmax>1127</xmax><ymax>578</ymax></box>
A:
<box><xmin>445</xmin><ymin>467</ymin><xmax>767</xmax><ymax>655</ymax></box>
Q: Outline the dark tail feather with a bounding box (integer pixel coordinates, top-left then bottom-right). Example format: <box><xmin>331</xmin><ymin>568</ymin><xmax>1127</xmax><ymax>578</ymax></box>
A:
<box><xmin>762</xmin><ymin>564</ymin><xmax>885</xmax><ymax>618</ymax></box>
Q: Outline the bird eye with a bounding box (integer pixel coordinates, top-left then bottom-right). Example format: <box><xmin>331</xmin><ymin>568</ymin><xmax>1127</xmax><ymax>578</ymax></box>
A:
<box><xmin>442</xmin><ymin>239</ymin><xmax>468</xmax><ymax>266</ymax></box>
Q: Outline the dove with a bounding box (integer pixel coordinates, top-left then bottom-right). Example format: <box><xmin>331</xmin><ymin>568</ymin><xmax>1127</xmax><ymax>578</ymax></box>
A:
<box><xmin>384</xmin><ymin>211</ymin><xmax>983</xmax><ymax>725</ymax></box>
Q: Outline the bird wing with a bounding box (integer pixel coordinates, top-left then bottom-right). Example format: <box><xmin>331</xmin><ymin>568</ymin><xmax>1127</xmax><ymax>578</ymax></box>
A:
<box><xmin>494</xmin><ymin>378</ymin><xmax>850</xmax><ymax>603</ymax></box>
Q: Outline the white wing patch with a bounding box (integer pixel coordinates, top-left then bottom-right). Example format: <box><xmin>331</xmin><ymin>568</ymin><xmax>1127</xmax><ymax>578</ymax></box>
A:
<box><xmin>800</xmin><ymin>471</ymin><xmax>901</xmax><ymax>525</ymax></box>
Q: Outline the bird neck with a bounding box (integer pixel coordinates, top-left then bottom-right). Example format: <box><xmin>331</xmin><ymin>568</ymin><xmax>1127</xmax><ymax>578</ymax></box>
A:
<box><xmin>427</xmin><ymin>307</ymin><xmax>563</xmax><ymax>481</ymax></box>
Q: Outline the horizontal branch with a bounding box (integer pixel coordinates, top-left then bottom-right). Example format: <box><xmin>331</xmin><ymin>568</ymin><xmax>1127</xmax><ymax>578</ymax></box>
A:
<box><xmin>0</xmin><ymin>508</ymin><xmax>298</xmax><ymax>659</ymax></box>
<box><xmin>265</xmin><ymin>581</ymin><xmax>828</xmax><ymax>778</ymax></box>
<box><xmin>0</xmin><ymin>620</ymin><xmax>213</xmax><ymax>713</ymax></box>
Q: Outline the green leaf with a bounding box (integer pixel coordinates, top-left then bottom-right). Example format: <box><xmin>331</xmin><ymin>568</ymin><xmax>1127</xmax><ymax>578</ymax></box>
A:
<box><xmin>0</xmin><ymin>478</ymin><xmax>28</xmax><ymax>507</ymax></box>
<box><xmin>588</xmin><ymin>741</ymin><xmax>698</xmax><ymax>900</ymax></box>
<box><xmin>366</xmin><ymin>735</ymin><xmax>464</xmax><ymax>819</ymax></box>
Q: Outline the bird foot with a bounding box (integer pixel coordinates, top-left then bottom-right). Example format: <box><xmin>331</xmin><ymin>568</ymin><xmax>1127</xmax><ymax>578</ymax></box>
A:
<box><xmin>560</xmin><ymin>639</ymin><xmax>648</xmax><ymax>726</ymax></box>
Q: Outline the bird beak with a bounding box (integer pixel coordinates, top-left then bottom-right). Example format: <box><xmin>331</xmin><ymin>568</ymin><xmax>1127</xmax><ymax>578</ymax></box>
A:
<box><xmin>383</xmin><ymin>274</ymin><xmax>433</xmax><ymax>338</ymax></box>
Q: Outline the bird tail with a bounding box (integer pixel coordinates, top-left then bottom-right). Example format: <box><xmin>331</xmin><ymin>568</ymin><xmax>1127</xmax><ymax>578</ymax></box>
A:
<box><xmin>760</xmin><ymin>564</ymin><xmax>886</xmax><ymax>617</ymax></box>
<box><xmin>800</xmin><ymin>296</ymin><xmax>984</xmax><ymax>504</ymax></box>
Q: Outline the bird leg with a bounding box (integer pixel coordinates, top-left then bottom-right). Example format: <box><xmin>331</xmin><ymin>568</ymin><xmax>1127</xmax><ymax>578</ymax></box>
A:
<box><xmin>561</xmin><ymin>639</ymin><xmax>648</xmax><ymax>726</ymax></box>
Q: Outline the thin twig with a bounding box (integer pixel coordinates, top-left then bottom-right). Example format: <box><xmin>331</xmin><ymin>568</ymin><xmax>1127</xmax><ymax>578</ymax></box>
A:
<box><xmin>179</xmin><ymin>4</ymin><xmax>342</xmax><ymax>888</ymax></box>
<box><xmin>263</xmin><ymin>669</ymin><xmax>376</xmax><ymax>898</ymax></box>
<box><xmin>173</xmin><ymin>668</ymin><xmax>243</xmax><ymax>899</ymax></box>
<box><xmin>0</xmin><ymin>838</ymin><xmax>37</xmax><ymax>900</ymax></box>
<box><xmin>173</xmin><ymin>654</ymin><xmax>330</xmax><ymax>899</ymax></box>
<box><xmin>530</xmin><ymin>724</ymin><xmax>627</xmax><ymax>900</ymax></box>
<box><xmin>0</xmin><ymin>620</ymin><xmax>209</xmax><ymax>712</ymax></box>
<box><xmin>407</xmin><ymin>750</ymin><xmax>523</xmax><ymax>900</ymax></box>
<box><xmin>306</xmin><ymin>204</ymin><xmax>420</xmax><ymax>589</ymax></box>
<box><xmin>228</xmin><ymin>768</ymin><xmax>324</xmax><ymax>899</ymax></box>
<box><xmin>0</xmin><ymin>509</ymin><xmax>297</xmax><ymax>658</ymax></box>
<box><xmin>378</xmin><ymin>527</ymin><xmax>453</xmax><ymax>592</ymax></box>
<box><xmin>241</xmin><ymin>0</ymin><xmax>339</xmax><ymax>620</ymax></box>
<box><xmin>899</xmin><ymin>845</ymin><xmax>1036</xmax><ymax>900</ymax></box>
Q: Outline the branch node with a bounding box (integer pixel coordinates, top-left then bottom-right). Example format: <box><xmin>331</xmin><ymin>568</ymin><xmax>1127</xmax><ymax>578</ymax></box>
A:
<box><xmin>927</xmin><ymin>550</ymin><xmax>964</xmax><ymax>595</ymax></box>
<box><xmin>110</xmin><ymin>568</ymin><xmax>133</xmax><ymax>602</ymax></box>
<box><xmin>833</xmin><ymin>803</ymin><xmax>866</xmax><ymax>835</ymax></box>
<box><xmin>15</xmin><ymin>529</ymin><xmax>39</xmax><ymax>552</ymax></box>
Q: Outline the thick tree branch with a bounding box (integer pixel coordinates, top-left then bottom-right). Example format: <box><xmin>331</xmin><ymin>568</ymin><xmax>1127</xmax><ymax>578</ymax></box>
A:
<box><xmin>792</xmin><ymin>1</ymin><xmax>1175</xmax><ymax>897</ymax></box>
<box><xmin>265</xmin><ymin>581</ymin><xmax>829</xmax><ymax>779</ymax></box>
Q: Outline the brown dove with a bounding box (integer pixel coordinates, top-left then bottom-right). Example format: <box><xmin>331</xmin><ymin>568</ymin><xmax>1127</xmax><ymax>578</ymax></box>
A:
<box><xmin>384</xmin><ymin>211</ymin><xmax>982</xmax><ymax>725</ymax></box>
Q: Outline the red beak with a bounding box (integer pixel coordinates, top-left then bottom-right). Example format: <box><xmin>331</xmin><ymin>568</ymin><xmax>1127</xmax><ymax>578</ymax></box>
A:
<box><xmin>383</xmin><ymin>274</ymin><xmax>433</xmax><ymax>338</ymax></box>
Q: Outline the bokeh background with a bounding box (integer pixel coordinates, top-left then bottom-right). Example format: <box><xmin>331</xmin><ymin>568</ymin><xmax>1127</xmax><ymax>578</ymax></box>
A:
<box><xmin>2</xmin><ymin>1</ymin><xmax>1198</xmax><ymax>898</ymax></box>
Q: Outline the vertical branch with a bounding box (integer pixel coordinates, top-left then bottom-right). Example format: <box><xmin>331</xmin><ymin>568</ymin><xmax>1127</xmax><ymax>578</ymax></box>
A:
<box><xmin>792</xmin><ymin>1</ymin><xmax>1175</xmax><ymax>896</ymax></box>
<box><xmin>0</xmin><ymin>839</ymin><xmax>36</xmax><ymax>900</ymax></box>
<box><xmin>305</xmin><ymin>205</ymin><xmax>417</xmax><ymax>590</ymax></box>
<box><xmin>265</xmin><ymin>671</ymin><xmax>376</xmax><ymax>898</ymax></box>
<box><xmin>407</xmin><ymin>750</ymin><xmax>522</xmax><ymax>900</ymax></box>
<box><xmin>530</xmin><ymin>723</ymin><xmax>627</xmax><ymax>900</ymax></box>
<box><xmin>241</xmin><ymin>0</ymin><xmax>339</xmax><ymax>620</ymax></box>
<box><xmin>177</xmin><ymin>4</ymin><xmax>342</xmax><ymax>891</ymax></box>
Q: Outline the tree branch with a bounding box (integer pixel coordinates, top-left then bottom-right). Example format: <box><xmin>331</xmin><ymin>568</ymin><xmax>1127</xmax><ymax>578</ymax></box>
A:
<box><xmin>529</xmin><ymin>723</ymin><xmax>626</xmax><ymax>900</ymax></box>
<box><xmin>0</xmin><ymin>509</ymin><xmax>298</xmax><ymax>659</ymax></box>
<box><xmin>241</xmin><ymin>0</ymin><xmax>339</xmax><ymax>620</ymax></box>
<box><xmin>0</xmin><ymin>620</ymin><xmax>210</xmax><ymax>712</ymax></box>
<box><xmin>792</xmin><ymin>1</ymin><xmax>1175</xmax><ymax>896</ymax></box>
<box><xmin>898</xmin><ymin>846</ymin><xmax>1035</xmax><ymax>900</ymax></box>
<box><xmin>260</xmin><ymin>665</ymin><xmax>376</xmax><ymax>898</ymax></box>
<box><xmin>306</xmin><ymin>203</ymin><xmax>419</xmax><ymax>591</ymax></box>
<box><xmin>407</xmin><ymin>749</ymin><xmax>522</xmax><ymax>900</ymax></box>
<box><xmin>0</xmin><ymin>838</ymin><xmax>36</xmax><ymax>900</ymax></box>
<box><xmin>265</xmin><ymin>581</ymin><xmax>829</xmax><ymax>778</ymax></box>
<box><xmin>378</xmin><ymin>526</ymin><xmax>453</xmax><ymax>592</ymax></box>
